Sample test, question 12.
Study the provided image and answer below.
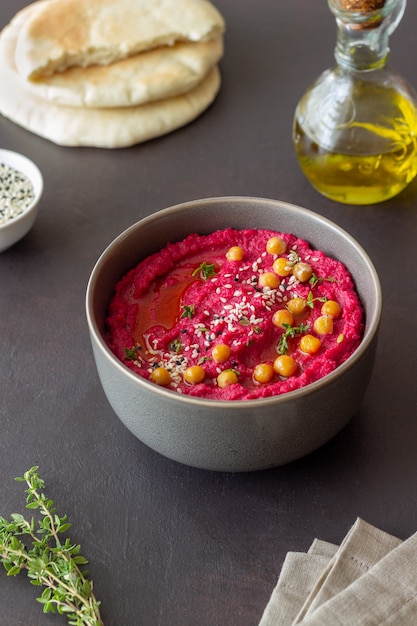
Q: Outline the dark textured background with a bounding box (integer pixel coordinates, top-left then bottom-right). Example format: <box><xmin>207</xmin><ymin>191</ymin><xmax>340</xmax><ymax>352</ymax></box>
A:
<box><xmin>1</xmin><ymin>1</ymin><xmax>417</xmax><ymax>624</ymax></box>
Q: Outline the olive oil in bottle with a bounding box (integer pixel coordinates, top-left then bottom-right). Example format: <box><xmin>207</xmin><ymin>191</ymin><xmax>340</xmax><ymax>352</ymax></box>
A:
<box><xmin>293</xmin><ymin>0</ymin><xmax>417</xmax><ymax>205</ymax></box>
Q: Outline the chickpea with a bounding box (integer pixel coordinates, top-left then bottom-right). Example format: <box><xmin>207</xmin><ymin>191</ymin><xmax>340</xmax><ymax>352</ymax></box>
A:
<box><xmin>313</xmin><ymin>315</ymin><xmax>334</xmax><ymax>335</ymax></box>
<box><xmin>272</xmin><ymin>257</ymin><xmax>292</xmax><ymax>277</ymax></box>
<box><xmin>266</xmin><ymin>236</ymin><xmax>287</xmax><ymax>255</ymax></box>
<box><xmin>212</xmin><ymin>343</ymin><xmax>231</xmax><ymax>364</ymax></box>
<box><xmin>292</xmin><ymin>262</ymin><xmax>313</xmax><ymax>283</ymax></box>
<box><xmin>272</xmin><ymin>309</ymin><xmax>294</xmax><ymax>328</ymax></box>
<box><xmin>253</xmin><ymin>363</ymin><xmax>274</xmax><ymax>384</ymax></box>
<box><xmin>226</xmin><ymin>246</ymin><xmax>245</xmax><ymax>262</ymax></box>
<box><xmin>321</xmin><ymin>300</ymin><xmax>341</xmax><ymax>319</ymax></box>
<box><xmin>184</xmin><ymin>365</ymin><xmax>205</xmax><ymax>385</ymax></box>
<box><xmin>259</xmin><ymin>271</ymin><xmax>280</xmax><ymax>289</ymax></box>
<box><xmin>273</xmin><ymin>354</ymin><xmax>298</xmax><ymax>377</ymax></box>
<box><xmin>287</xmin><ymin>297</ymin><xmax>307</xmax><ymax>316</ymax></box>
<box><xmin>151</xmin><ymin>367</ymin><xmax>171</xmax><ymax>386</ymax></box>
<box><xmin>217</xmin><ymin>369</ymin><xmax>239</xmax><ymax>388</ymax></box>
<box><xmin>300</xmin><ymin>334</ymin><xmax>322</xmax><ymax>355</ymax></box>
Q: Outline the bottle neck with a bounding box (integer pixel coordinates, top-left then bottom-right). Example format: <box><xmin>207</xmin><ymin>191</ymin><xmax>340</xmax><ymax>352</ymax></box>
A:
<box><xmin>329</xmin><ymin>0</ymin><xmax>406</xmax><ymax>70</ymax></box>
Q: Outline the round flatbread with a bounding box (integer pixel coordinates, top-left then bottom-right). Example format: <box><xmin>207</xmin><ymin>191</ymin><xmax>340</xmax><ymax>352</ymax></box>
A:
<box><xmin>0</xmin><ymin>50</ymin><xmax>220</xmax><ymax>147</ymax></box>
<box><xmin>1</xmin><ymin>15</ymin><xmax>223</xmax><ymax>107</ymax></box>
<box><xmin>14</xmin><ymin>0</ymin><xmax>225</xmax><ymax>79</ymax></box>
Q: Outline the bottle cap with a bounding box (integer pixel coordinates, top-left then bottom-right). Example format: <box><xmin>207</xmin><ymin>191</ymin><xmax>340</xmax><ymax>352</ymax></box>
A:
<box><xmin>337</xmin><ymin>1</ymin><xmax>385</xmax><ymax>9</ymax></box>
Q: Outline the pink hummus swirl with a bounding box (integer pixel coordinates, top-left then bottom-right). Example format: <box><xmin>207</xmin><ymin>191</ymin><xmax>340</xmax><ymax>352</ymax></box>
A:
<box><xmin>105</xmin><ymin>228</ymin><xmax>364</xmax><ymax>400</ymax></box>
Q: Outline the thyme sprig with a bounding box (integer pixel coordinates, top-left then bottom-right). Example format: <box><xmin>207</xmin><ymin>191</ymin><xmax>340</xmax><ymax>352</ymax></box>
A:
<box><xmin>192</xmin><ymin>261</ymin><xmax>216</xmax><ymax>280</ymax></box>
<box><xmin>180</xmin><ymin>304</ymin><xmax>195</xmax><ymax>319</ymax></box>
<box><xmin>0</xmin><ymin>467</ymin><xmax>103</xmax><ymax>626</ymax></box>
<box><xmin>169</xmin><ymin>338</ymin><xmax>183</xmax><ymax>353</ymax></box>
<box><xmin>124</xmin><ymin>345</ymin><xmax>141</xmax><ymax>360</ymax></box>
<box><xmin>306</xmin><ymin>291</ymin><xmax>328</xmax><ymax>309</ymax></box>
<box><xmin>278</xmin><ymin>322</ymin><xmax>309</xmax><ymax>355</ymax></box>
<box><xmin>287</xmin><ymin>249</ymin><xmax>301</xmax><ymax>266</ymax></box>
<box><xmin>309</xmin><ymin>272</ymin><xmax>339</xmax><ymax>288</ymax></box>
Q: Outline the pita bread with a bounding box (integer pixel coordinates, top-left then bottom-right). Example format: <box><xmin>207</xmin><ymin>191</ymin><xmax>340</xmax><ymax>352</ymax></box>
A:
<box><xmin>0</xmin><ymin>49</ymin><xmax>221</xmax><ymax>147</ymax></box>
<box><xmin>15</xmin><ymin>0</ymin><xmax>225</xmax><ymax>79</ymax></box>
<box><xmin>1</xmin><ymin>15</ymin><xmax>223</xmax><ymax>107</ymax></box>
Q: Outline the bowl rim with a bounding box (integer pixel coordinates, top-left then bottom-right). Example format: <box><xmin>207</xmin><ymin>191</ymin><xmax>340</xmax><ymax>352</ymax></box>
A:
<box><xmin>0</xmin><ymin>148</ymin><xmax>44</xmax><ymax>230</ymax></box>
<box><xmin>86</xmin><ymin>195</ymin><xmax>382</xmax><ymax>409</ymax></box>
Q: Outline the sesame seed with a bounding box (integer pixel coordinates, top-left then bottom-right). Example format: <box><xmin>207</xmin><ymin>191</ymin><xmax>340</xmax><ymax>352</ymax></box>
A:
<box><xmin>0</xmin><ymin>163</ymin><xmax>35</xmax><ymax>225</ymax></box>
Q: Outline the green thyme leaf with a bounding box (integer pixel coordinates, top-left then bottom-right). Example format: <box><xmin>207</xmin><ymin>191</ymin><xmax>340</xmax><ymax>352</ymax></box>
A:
<box><xmin>180</xmin><ymin>305</ymin><xmax>195</xmax><ymax>319</ymax></box>
<box><xmin>309</xmin><ymin>272</ymin><xmax>320</xmax><ymax>288</ymax></box>
<box><xmin>197</xmin><ymin>356</ymin><xmax>212</xmax><ymax>365</ymax></box>
<box><xmin>306</xmin><ymin>291</ymin><xmax>328</xmax><ymax>309</ymax></box>
<box><xmin>124</xmin><ymin>346</ymin><xmax>140</xmax><ymax>360</ymax></box>
<box><xmin>169</xmin><ymin>339</ymin><xmax>183</xmax><ymax>353</ymax></box>
<box><xmin>287</xmin><ymin>249</ymin><xmax>301</xmax><ymax>266</ymax></box>
<box><xmin>192</xmin><ymin>261</ymin><xmax>216</xmax><ymax>280</ymax></box>
<box><xmin>195</xmin><ymin>325</ymin><xmax>209</xmax><ymax>333</ymax></box>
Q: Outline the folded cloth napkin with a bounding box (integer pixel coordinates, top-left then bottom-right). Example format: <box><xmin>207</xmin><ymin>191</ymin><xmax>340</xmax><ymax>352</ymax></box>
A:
<box><xmin>259</xmin><ymin>540</ymin><xmax>338</xmax><ymax>626</ymax></box>
<box><xmin>259</xmin><ymin>518</ymin><xmax>417</xmax><ymax>625</ymax></box>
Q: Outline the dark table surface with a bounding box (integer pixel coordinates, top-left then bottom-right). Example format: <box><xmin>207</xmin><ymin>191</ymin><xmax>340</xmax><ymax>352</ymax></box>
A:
<box><xmin>1</xmin><ymin>1</ymin><xmax>417</xmax><ymax>625</ymax></box>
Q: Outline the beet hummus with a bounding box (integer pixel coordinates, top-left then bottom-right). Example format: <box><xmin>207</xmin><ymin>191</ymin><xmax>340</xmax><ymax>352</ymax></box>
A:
<box><xmin>105</xmin><ymin>228</ymin><xmax>364</xmax><ymax>400</ymax></box>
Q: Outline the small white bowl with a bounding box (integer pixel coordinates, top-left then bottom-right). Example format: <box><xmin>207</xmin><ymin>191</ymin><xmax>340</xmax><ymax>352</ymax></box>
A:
<box><xmin>0</xmin><ymin>149</ymin><xmax>43</xmax><ymax>253</ymax></box>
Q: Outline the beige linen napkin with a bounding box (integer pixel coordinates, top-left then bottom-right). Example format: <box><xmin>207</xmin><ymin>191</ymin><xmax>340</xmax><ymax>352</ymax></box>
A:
<box><xmin>258</xmin><ymin>540</ymin><xmax>338</xmax><ymax>626</ymax></box>
<box><xmin>298</xmin><ymin>530</ymin><xmax>417</xmax><ymax>625</ymax></box>
<box><xmin>259</xmin><ymin>518</ymin><xmax>417</xmax><ymax>626</ymax></box>
<box><xmin>293</xmin><ymin>517</ymin><xmax>402</xmax><ymax>622</ymax></box>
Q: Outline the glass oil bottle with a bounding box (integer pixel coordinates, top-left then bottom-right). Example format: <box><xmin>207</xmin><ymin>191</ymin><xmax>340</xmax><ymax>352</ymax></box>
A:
<box><xmin>293</xmin><ymin>0</ymin><xmax>417</xmax><ymax>205</ymax></box>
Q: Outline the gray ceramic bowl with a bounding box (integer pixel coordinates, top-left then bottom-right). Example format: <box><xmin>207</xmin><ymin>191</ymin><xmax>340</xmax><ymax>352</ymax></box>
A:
<box><xmin>86</xmin><ymin>197</ymin><xmax>381</xmax><ymax>472</ymax></box>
